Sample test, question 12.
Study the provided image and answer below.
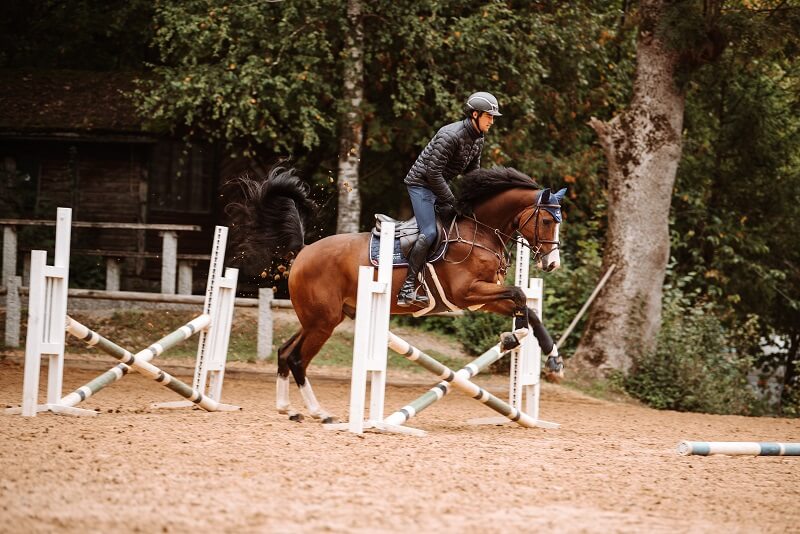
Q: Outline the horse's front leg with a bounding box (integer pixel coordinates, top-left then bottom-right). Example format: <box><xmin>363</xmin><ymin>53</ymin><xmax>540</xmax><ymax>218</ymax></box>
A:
<box><xmin>526</xmin><ymin>307</ymin><xmax>564</xmax><ymax>382</ymax></box>
<box><xmin>460</xmin><ymin>282</ymin><xmax>531</xmax><ymax>350</ymax></box>
<box><xmin>462</xmin><ymin>282</ymin><xmax>563</xmax><ymax>378</ymax></box>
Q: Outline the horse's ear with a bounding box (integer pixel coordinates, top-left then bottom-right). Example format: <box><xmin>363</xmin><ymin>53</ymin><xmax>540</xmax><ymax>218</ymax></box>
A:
<box><xmin>540</xmin><ymin>188</ymin><xmax>551</xmax><ymax>203</ymax></box>
<box><xmin>554</xmin><ymin>188</ymin><xmax>567</xmax><ymax>203</ymax></box>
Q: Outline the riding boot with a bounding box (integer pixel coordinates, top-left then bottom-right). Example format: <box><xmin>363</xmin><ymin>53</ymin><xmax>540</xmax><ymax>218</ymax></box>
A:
<box><xmin>397</xmin><ymin>234</ymin><xmax>431</xmax><ymax>307</ymax></box>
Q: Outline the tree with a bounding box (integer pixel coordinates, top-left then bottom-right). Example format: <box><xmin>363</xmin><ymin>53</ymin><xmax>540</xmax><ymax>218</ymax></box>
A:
<box><xmin>574</xmin><ymin>0</ymin><xmax>692</xmax><ymax>374</ymax></box>
<box><xmin>134</xmin><ymin>1</ymin><xmax>344</xmax><ymax>159</ymax></box>
<box><xmin>335</xmin><ymin>0</ymin><xmax>364</xmax><ymax>234</ymax></box>
<box><xmin>574</xmin><ymin>0</ymin><xmax>800</xmax><ymax>376</ymax></box>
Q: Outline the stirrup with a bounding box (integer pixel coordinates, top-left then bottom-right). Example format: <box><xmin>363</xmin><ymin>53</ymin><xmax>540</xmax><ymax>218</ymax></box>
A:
<box><xmin>397</xmin><ymin>285</ymin><xmax>428</xmax><ymax>307</ymax></box>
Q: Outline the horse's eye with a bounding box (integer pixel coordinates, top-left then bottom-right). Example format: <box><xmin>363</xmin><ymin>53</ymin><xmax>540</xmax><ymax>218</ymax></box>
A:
<box><xmin>542</xmin><ymin>219</ymin><xmax>553</xmax><ymax>226</ymax></box>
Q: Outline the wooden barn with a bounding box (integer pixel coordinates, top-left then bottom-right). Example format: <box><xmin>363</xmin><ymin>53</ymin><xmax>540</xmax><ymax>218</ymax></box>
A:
<box><xmin>0</xmin><ymin>69</ymin><xmax>241</xmax><ymax>293</ymax></box>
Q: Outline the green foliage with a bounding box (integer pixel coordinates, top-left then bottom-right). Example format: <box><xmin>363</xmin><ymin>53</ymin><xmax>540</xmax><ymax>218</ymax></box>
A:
<box><xmin>135</xmin><ymin>0</ymin><xmax>344</xmax><ymax>156</ymax></box>
<box><xmin>391</xmin><ymin>315</ymin><xmax>458</xmax><ymax>337</ymax></box>
<box><xmin>452</xmin><ymin>310</ymin><xmax>509</xmax><ymax>357</ymax></box>
<box><xmin>671</xmin><ymin>20</ymin><xmax>800</xmax><ymax>409</ymax></box>
<box><xmin>624</xmin><ymin>275</ymin><xmax>760</xmax><ymax>415</ymax></box>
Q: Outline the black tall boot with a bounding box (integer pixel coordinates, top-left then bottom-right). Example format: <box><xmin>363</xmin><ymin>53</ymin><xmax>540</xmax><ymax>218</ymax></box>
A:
<box><xmin>397</xmin><ymin>234</ymin><xmax>430</xmax><ymax>307</ymax></box>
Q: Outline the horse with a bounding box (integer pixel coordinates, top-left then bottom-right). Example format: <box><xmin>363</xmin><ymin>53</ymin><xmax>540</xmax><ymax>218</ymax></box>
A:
<box><xmin>226</xmin><ymin>165</ymin><xmax>566</xmax><ymax>423</ymax></box>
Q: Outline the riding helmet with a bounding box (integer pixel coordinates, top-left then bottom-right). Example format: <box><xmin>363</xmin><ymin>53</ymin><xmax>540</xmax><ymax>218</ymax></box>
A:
<box><xmin>465</xmin><ymin>92</ymin><xmax>502</xmax><ymax>116</ymax></box>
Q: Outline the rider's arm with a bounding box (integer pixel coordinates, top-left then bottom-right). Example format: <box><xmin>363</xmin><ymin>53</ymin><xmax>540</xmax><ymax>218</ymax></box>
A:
<box><xmin>424</xmin><ymin>132</ymin><xmax>458</xmax><ymax>205</ymax></box>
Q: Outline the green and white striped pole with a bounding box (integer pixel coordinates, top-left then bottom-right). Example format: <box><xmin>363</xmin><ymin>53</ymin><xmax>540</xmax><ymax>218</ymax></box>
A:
<box><xmin>678</xmin><ymin>441</ymin><xmax>800</xmax><ymax>456</ymax></box>
<box><xmin>65</xmin><ymin>316</ymin><xmax>239</xmax><ymax>412</ymax></box>
<box><xmin>383</xmin><ymin>341</ymin><xmax>510</xmax><ymax>427</ymax></box>
<box><xmin>59</xmin><ymin>314</ymin><xmax>212</xmax><ymax>409</ymax></box>
<box><xmin>386</xmin><ymin>331</ymin><xmax>547</xmax><ymax>429</ymax></box>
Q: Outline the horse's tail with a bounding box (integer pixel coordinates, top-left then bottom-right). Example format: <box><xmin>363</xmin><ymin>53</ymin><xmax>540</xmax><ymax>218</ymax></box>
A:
<box><xmin>224</xmin><ymin>166</ymin><xmax>317</xmax><ymax>274</ymax></box>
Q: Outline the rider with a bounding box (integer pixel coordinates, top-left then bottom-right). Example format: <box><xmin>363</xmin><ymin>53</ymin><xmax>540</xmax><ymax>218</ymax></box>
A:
<box><xmin>397</xmin><ymin>91</ymin><xmax>501</xmax><ymax>307</ymax></box>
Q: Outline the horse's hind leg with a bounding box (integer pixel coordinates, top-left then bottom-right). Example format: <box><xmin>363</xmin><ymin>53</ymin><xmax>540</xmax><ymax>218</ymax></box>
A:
<box><xmin>277</xmin><ymin>331</ymin><xmax>304</xmax><ymax>421</ymax></box>
<box><xmin>286</xmin><ymin>326</ymin><xmax>339</xmax><ymax>424</ymax></box>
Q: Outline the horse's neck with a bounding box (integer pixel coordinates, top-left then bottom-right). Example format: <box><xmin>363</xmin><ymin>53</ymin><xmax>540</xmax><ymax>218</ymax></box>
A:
<box><xmin>472</xmin><ymin>188</ymin><xmax>534</xmax><ymax>242</ymax></box>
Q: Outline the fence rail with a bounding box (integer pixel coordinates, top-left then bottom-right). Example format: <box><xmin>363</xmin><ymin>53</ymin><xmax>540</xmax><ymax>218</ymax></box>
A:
<box><xmin>2</xmin><ymin>279</ymin><xmax>462</xmax><ymax>360</ymax></box>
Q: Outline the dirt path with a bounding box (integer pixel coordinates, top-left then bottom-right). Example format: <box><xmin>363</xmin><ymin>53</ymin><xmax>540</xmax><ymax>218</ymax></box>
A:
<box><xmin>1</xmin><ymin>354</ymin><xmax>798</xmax><ymax>533</ymax></box>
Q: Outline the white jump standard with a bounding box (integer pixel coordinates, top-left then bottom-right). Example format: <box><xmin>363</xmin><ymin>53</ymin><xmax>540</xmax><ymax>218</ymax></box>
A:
<box><xmin>677</xmin><ymin>441</ymin><xmax>800</xmax><ymax>456</ymax></box>
<box><xmin>5</xmin><ymin>207</ymin><xmax>240</xmax><ymax>417</ymax></box>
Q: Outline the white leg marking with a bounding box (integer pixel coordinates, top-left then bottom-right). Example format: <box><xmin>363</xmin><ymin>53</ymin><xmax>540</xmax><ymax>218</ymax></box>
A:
<box><xmin>276</xmin><ymin>375</ymin><xmax>292</xmax><ymax>413</ymax></box>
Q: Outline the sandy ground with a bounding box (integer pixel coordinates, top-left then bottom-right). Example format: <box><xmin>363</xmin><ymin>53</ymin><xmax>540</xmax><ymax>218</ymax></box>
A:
<box><xmin>1</xmin><ymin>351</ymin><xmax>799</xmax><ymax>533</ymax></box>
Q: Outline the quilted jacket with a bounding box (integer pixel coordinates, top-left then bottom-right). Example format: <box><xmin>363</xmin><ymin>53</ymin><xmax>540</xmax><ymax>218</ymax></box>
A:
<box><xmin>404</xmin><ymin>118</ymin><xmax>484</xmax><ymax>205</ymax></box>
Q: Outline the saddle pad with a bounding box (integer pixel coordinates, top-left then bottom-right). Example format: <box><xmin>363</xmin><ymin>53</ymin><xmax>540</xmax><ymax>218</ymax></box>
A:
<box><xmin>369</xmin><ymin>234</ymin><xmax>447</xmax><ymax>267</ymax></box>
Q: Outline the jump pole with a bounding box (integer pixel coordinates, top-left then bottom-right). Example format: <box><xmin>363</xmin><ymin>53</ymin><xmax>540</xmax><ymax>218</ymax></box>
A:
<box><xmin>57</xmin><ymin>314</ymin><xmax>211</xmax><ymax>410</ymax></box>
<box><xmin>387</xmin><ymin>330</ymin><xmax>544</xmax><ymax>429</ymax></box>
<box><xmin>383</xmin><ymin>335</ymin><xmax>524</xmax><ymax>428</ymax></box>
<box><xmin>65</xmin><ymin>317</ymin><xmax>238</xmax><ymax>411</ymax></box>
<box><xmin>390</xmin><ymin>238</ymin><xmax>559</xmax><ymax>430</ymax></box>
<box><xmin>677</xmin><ymin>441</ymin><xmax>800</xmax><ymax>456</ymax></box>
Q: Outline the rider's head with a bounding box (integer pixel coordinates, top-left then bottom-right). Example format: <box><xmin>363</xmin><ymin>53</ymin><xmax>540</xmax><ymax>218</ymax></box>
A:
<box><xmin>465</xmin><ymin>92</ymin><xmax>501</xmax><ymax>134</ymax></box>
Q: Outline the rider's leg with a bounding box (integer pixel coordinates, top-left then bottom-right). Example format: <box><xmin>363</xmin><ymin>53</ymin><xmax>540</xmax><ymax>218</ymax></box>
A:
<box><xmin>398</xmin><ymin>186</ymin><xmax>437</xmax><ymax>307</ymax></box>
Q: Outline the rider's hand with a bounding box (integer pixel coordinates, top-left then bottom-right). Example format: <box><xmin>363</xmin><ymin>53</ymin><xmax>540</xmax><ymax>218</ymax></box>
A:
<box><xmin>436</xmin><ymin>203</ymin><xmax>458</xmax><ymax>222</ymax></box>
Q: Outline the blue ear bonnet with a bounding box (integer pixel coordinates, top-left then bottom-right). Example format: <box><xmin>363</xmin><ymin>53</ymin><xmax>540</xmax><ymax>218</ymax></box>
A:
<box><xmin>536</xmin><ymin>188</ymin><xmax>566</xmax><ymax>223</ymax></box>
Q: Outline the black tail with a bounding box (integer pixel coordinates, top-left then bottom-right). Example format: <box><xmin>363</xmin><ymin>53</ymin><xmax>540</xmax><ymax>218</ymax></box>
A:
<box><xmin>224</xmin><ymin>166</ymin><xmax>317</xmax><ymax>274</ymax></box>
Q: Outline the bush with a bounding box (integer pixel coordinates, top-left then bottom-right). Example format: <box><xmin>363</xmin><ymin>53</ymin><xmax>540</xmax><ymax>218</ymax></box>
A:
<box><xmin>453</xmin><ymin>310</ymin><xmax>510</xmax><ymax>356</ymax></box>
<box><xmin>624</xmin><ymin>283</ymin><xmax>758</xmax><ymax>415</ymax></box>
<box><xmin>391</xmin><ymin>314</ymin><xmax>459</xmax><ymax>336</ymax></box>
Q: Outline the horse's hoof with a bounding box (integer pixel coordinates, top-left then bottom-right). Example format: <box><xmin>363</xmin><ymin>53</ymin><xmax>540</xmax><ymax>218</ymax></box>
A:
<box><xmin>321</xmin><ymin>416</ymin><xmax>338</xmax><ymax>425</ymax></box>
<box><xmin>288</xmin><ymin>413</ymin><xmax>304</xmax><ymax>422</ymax></box>
<box><xmin>544</xmin><ymin>355</ymin><xmax>565</xmax><ymax>383</ymax></box>
<box><xmin>544</xmin><ymin>370</ymin><xmax>564</xmax><ymax>384</ymax></box>
<box><xmin>500</xmin><ymin>332</ymin><xmax>520</xmax><ymax>351</ymax></box>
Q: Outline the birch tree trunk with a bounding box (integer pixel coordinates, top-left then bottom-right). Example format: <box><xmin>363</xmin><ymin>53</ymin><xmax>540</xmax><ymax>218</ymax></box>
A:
<box><xmin>573</xmin><ymin>0</ymin><xmax>685</xmax><ymax>376</ymax></box>
<box><xmin>336</xmin><ymin>0</ymin><xmax>364</xmax><ymax>234</ymax></box>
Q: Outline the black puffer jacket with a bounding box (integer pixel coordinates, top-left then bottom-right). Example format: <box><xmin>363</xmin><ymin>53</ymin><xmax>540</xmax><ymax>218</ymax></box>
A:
<box><xmin>404</xmin><ymin>118</ymin><xmax>484</xmax><ymax>205</ymax></box>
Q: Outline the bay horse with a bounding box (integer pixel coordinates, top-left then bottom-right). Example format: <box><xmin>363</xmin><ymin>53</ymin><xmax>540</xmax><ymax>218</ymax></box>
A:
<box><xmin>226</xmin><ymin>165</ymin><xmax>566</xmax><ymax>423</ymax></box>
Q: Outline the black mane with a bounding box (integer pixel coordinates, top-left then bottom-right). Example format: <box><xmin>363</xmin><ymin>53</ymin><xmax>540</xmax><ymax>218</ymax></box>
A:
<box><xmin>454</xmin><ymin>166</ymin><xmax>540</xmax><ymax>211</ymax></box>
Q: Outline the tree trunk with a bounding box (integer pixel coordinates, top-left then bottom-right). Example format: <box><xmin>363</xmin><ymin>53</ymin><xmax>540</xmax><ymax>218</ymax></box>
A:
<box><xmin>573</xmin><ymin>0</ymin><xmax>685</xmax><ymax>376</ymax></box>
<box><xmin>336</xmin><ymin>0</ymin><xmax>364</xmax><ymax>234</ymax></box>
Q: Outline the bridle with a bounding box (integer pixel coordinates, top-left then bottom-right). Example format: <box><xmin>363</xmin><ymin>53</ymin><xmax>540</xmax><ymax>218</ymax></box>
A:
<box><xmin>516</xmin><ymin>201</ymin><xmax>562</xmax><ymax>254</ymax></box>
<box><xmin>443</xmin><ymin>192</ymin><xmax>562</xmax><ymax>276</ymax></box>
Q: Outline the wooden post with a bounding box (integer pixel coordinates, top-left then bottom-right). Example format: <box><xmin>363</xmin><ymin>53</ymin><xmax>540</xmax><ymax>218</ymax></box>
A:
<box><xmin>177</xmin><ymin>260</ymin><xmax>193</xmax><ymax>295</ymax></box>
<box><xmin>5</xmin><ymin>275</ymin><xmax>21</xmax><ymax>347</ymax></box>
<box><xmin>105</xmin><ymin>258</ymin><xmax>121</xmax><ymax>292</ymax></box>
<box><xmin>258</xmin><ymin>287</ymin><xmax>273</xmax><ymax>360</ymax></box>
<box><xmin>2</xmin><ymin>225</ymin><xmax>17</xmax><ymax>288</ymax></box>
<box><xmin>160</xmin><ymin>230</ymin><xmax>177</xmax><ymax>294</ymax></box>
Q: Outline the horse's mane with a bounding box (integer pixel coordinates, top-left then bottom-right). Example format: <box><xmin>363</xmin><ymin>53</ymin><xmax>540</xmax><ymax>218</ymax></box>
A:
<box><xmin>454</xmin><ymin>166</ymin><xmax>540</xmax><ymax>211</ymax></box>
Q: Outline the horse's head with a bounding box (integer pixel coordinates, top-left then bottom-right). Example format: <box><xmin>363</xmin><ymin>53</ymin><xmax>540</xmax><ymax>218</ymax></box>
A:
<box><xmin>518</xmin><ymin>187</ymin><xmax>566</xmax><ymax>272</ymax></box>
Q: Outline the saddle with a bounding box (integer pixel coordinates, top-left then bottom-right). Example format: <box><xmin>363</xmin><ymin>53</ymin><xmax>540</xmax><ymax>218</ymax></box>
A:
<box><xmin>371</xmin><ymin>214</ymin><xmax>446</xmax><ymax>259</ymax></box>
